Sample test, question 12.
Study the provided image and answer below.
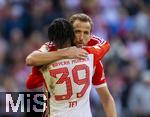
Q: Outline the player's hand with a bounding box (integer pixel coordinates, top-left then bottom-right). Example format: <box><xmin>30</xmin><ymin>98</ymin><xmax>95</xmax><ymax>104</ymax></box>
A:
<box><xmin>60</xmin><ymin>46</ymin><xmax>88</xmax><ymax>59</ymax></box>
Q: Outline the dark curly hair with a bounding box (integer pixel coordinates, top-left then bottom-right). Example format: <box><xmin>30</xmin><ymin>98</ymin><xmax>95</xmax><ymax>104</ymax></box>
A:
<box><xmin>48</xmin><ymin>18</ymin><xmax>75</xmax><ymax>49</ymax></box>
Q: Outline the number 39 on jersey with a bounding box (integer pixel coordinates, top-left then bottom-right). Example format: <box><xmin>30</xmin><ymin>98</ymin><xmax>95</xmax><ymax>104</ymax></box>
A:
<box><xmin>42</xmin><ymin>54</ymin><xmax>94</xmax><ymax>104</ymax></box>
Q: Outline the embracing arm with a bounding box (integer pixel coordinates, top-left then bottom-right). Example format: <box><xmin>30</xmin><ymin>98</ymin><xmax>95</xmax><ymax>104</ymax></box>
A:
<box><xmin>26</xmin><ymin>50</ymin><xmax>66</xmax><ymax>66</ymax></box>
<box><xmin>26</xmin><ymin>47</ymin><xmax>88</xmax><ymax>66</ymax></box>
<box><xmin>96</xmin><ymin>86</ymin><xmax>117</xmax><ymax>117</ymax></box>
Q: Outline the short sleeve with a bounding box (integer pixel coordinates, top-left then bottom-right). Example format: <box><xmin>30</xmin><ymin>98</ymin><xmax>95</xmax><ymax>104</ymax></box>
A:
<box><xmin>92</xmin><ymin>61</ymin><xmax>107</xmax><ymax>88</ymax></box>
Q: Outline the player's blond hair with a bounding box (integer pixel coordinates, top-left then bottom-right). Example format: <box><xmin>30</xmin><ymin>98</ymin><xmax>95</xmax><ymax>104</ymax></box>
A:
<box><xmin>69</xmin><ymin>13</ymin><xmax>93</xmax><ymax>30</ymax></box>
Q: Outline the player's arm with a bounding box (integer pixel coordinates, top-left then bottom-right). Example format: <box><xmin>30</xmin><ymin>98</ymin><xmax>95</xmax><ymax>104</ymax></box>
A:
<box><xmin>26</xmin><ymin>45</ymin><xmax>88</xmax><ymax>66</ymax></box>
<box><xmin>96</xmin><ymin>87</ymin><xmax>117</xmax><ymax>117</ymax></box>
<box><xmin>92</xmin><ymin>62</ymin><xmax>117</xmax><ymax>117</ymax></box>
<box><xmin>26</xmin><ymin>50</ymin><xmax>67</xmax><ymax>66</ymax></box>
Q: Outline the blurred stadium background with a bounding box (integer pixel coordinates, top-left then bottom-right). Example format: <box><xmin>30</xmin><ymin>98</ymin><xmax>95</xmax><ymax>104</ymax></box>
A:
<box><xmin>0</xmin><ymin>0</ymin><xmax>150</xmax><ymax>117</ymax></box>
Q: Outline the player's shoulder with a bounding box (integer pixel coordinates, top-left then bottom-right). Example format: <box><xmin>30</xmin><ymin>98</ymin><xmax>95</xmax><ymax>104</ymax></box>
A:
<box><xmin>90</xmin><ymin>34</ymin><xmax>105</xmax><ymax>41</ymax></box>
<box><xmin>88</xmin><ymin>34</ymin><xmax>107</xmax><ymax>46</ymax></box>
<box><xmin>39</xmin><ymin>42</ymin><xmax>56</xmax><ymax>52</ymax></box>
<box><xmin>44</xmin><ymin>42</ymin><xmax>55</xmax><ymax>48</ymax></box>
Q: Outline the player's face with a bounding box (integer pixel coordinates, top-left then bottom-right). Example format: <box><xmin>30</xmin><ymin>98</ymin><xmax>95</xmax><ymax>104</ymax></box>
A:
<box><xmin>72</xmin><ymin>20</ymin><xmax>91</xmax><ymax>47</ymax></box>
